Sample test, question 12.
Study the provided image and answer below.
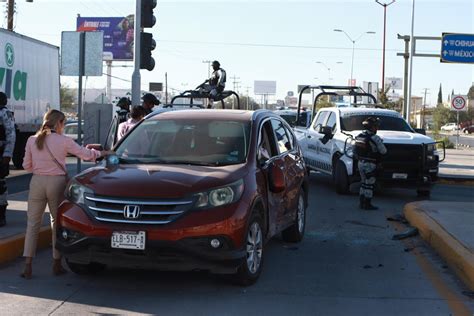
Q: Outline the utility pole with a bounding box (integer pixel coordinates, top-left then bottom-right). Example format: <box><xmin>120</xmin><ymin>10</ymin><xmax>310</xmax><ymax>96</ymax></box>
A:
<box><xmin>422</xmin><ymin>88</ymin><xmax>429</xmax><ymax>129</ymax></box>
<box><xmin>202</xmin><ymin>60</ymin><xmax>211</xmax><ymax>78</ymax></box>
<box><xmin>407</xmin><ymin>0</ymin><xmax>416</xmax><ymax>123</ymax></box>
<box><xmin>230</xmin><ymin>75</ymin><xmax>240</xmax><ymax>92</ymax></box>
<box><xmin>397</xmin><ymin>35</ymin><xmax>410</xmax><ymax>119</ymax></box>
<box><xmin>376</xmin><ymin>0</ymin><xmax>396</xmax><ymax>91</ymax></box>
<box><xmin>245</xmin><ymin>86</ymin><xmax>251</xmax><ymax>110</ymax></box>
<box><xmin>6</xmin><ymin>0</ymin><xmax>33</xmax><ymax>31</ymax></box>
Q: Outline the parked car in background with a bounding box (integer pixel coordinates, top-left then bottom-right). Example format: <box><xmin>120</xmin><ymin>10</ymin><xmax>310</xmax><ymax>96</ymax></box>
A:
<box><xmin>440</xmin><ymin>123</ymin><xmax>460</xmax><ymax>132</ymax></box>
<box><xmin>57</xmin><ymin>109</ymin><xmax>308</xmax><ymax>285</ymax></box>
<box><xmin>462</xmin><ymin>125</ymin><xmax>474</xmax><ymax>134</ymax></box>
<box><xmin>64</xmin><ymin>122</ymin><xmax>84</xmax><ymax>143</ymax></box>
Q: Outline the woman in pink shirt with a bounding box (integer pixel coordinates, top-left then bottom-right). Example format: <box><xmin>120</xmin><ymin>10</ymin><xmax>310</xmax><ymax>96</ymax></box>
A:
<box><xmin>21</xmin><ymin>109</ymin><xmax>111</xmax><ymax>279</ymax></box>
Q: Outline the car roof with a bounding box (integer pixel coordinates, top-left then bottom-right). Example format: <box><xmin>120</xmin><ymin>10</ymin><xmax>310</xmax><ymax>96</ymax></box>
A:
<box><xmin>322</xmin><ymin>107</ymin><xmax>402</xmax><ymax>118</ymax></box>
<box><xmin>148</xmin><ymin>109</ymin><xmax>255</xmax><ymax>122</ymax></box>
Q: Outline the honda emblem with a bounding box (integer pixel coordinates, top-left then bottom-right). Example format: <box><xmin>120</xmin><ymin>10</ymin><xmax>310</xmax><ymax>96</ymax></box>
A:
<box><xmin>123</xmin><ymin>205</ymin><xmax>141</xmax><ymax>219</ymax></box>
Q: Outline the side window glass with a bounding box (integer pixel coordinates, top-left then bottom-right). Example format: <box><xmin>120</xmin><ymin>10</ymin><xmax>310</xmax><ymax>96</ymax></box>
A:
<box><xmin>104</xmin><ymin>116</ymin><xmax>119</xmax><ymax>150</ymax></box>
<box><xmin>325</xmin><ymin>112</ymin><xmax>337</xmax><ymax>133</ymax></box>
<box><xmin>270</xmin><ymin>119</ymin><xmax>291</xmax><ymax>154</ymax></box>
<box><xmin>258</xmin><ymin>121</ymin><xmax>278</xmax><ymax>161</ymax></box>
<box><xmin>313</xmin><ymin>111</ymin><xmax>329</xmax><ymax>132</ymax></box>
<box><xmin>283</xmin><ymin>125</ymin><xmax>294</xmax><ymax>150</ymax></box>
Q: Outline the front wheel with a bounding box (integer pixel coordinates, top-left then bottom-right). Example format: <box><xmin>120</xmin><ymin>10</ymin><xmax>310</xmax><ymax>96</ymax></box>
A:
<box><xmin>232</xmin><ymin>214</ymin><xmax>264</xmax><ymax>286</ymax></box>
<box><xmin>335</xmin><ymin>160</ymin><xmax>350</xmax><ymax>194</ymax></box>
<box><xmin>282</xmin><ymin>190</ymin><xmax>306</xmax><ymax>243</ymax></box>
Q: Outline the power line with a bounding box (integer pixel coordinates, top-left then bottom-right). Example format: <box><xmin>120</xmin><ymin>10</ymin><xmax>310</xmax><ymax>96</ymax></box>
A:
<box><xmin>158</xmin><ymin>39</ymin><xmax>438</xmax><ymax>54</ymax></box>
<box><xmin>102</xmin><ymin>73</ymin><xmax>131</xmax><ymax>82</ymax></box>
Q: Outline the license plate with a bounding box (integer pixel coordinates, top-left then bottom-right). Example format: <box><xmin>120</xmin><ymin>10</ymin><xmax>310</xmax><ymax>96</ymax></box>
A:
<box><xmin>111</xmin><ymin>231</ymin><xmax>146</xmax><ymax>250</ymax></box>
<box><xmin>392</xmin><ymin>173</ymin><xmax>408</xmax><ymax>179</ymax></box>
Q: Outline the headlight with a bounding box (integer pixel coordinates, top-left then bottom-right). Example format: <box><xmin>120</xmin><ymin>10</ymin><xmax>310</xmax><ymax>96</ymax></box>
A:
<box><xmin>65</xmin><ymin>180</ymin><xmax>92</xmax><ymax>206</ymax></box>
<box><xmin>426</xmin><ymin>143</ymin><xmax>436</xmax><ymax>152</ymax></box>
<box><xmin>194</xmin><ymin>179</ymin><xmax>244</xmax><ymax>209</ymax></box>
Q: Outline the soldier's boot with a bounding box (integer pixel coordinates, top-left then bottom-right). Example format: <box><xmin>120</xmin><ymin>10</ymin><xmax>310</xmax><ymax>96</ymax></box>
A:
<box><xmin>364</xmin><ymin>198</ymin><xmax>379</xmax><ymax>210</ymax></box>
<box><xmin>359</xmin><ymin>195</ymin><xmax>365</xmax><ymax>209</ymax></box>
<box><xmin>0</xmin><ymin>205</ymin><xmax>6</xmax><ymax>227</ymax></box>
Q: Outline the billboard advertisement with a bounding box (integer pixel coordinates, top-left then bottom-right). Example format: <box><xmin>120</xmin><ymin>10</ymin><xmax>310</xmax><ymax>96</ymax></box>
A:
<box><xmin>254</xmin><ymin>80</ymin><xmax>276</xmax><ymax>95</ymax></box>
<box><xmin>77</xmin><ymin>15</ymin><xmax>134</xmax><ymax>61</ymax></box>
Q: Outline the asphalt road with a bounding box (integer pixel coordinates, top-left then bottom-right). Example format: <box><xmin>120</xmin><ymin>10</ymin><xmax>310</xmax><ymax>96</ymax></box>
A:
<box><xmin>447</xmin><ymin>133</ymin><xmax>474</xmax><ymax>148</ymax></box>
<box><xmin>0</xmin><ymin>173</ymin><xmax>473</xmax><ymax>316</ymax></box>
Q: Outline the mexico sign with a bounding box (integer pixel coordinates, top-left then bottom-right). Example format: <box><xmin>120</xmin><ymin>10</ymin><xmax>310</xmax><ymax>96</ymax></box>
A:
<box><xmin>441</xmin><ymin>33</ymin><xmax>474</xmax><ymax>64</ymax></box>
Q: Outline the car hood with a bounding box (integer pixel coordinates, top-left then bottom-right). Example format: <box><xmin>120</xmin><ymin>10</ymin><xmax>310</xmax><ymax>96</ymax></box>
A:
<box><xmin>344</xmin><ymin>130</ymin><xmax>435</xmax><ymax>145</ymax></box>
<box><xmin>74</xmin><ymin>163</ymin><xmax>248</xmax><ymax>199</ymax></box>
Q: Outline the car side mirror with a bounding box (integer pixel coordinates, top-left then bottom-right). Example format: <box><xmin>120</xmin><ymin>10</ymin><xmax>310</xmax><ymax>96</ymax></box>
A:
<box><xmin>319</xmin><ymin>126</ymin><xmax>333</xmax><ymax>144</ymax></box>
<box><xmin>414</xmin><ymin>128</ymin><xmax>426</xmax><ymax>135</ymax></box>
<box><xmin>269</xmin><ymin>163</ymin><xmax>285</xmax><ymax>193</ymax></box>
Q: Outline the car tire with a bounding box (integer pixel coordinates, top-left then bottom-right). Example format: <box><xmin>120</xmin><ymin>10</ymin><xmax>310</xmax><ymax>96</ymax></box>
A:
<box><xmin>282</xmin><ymin>190</ymin><xmax>306</xmax><ymax>243</ymax></box>
<box><xmin>66</xmin><ymin>259</ymin><xmax>106</xmax><ymax>275</ymax></box>
<box><xmin>232</xmin><ymin>214</ymin><xmax>264</xmax><ymax>286</ymax></box>
<box><xmin>335</xmin><ymin>160</ymin><xmax>350</xmax><ymax>194</ymax></box>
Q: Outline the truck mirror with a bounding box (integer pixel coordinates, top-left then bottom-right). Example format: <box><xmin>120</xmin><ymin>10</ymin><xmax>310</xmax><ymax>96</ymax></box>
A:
<box><xmin>414</xmin><ymin>128</ymin><xmax>426</xmax><ymax>135</ymax></box>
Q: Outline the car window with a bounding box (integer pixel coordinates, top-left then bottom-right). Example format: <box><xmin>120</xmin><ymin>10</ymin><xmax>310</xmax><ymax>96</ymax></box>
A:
<box><xmin>313</xmin><ymin>111</ymin><xmax>329</xmax><ymax>131</ymax></box>
<box><xmin>270</xmin><ymin>119</ymin><xmax>292</xmax><ymax>154</ymax></box>
<box><xmin>104</xmin><ymin>116</ymin><xmax>119</xmax><ymax>150</ymax></box>
<box><xmin>325</xmin><ymin>112</ymin><xmax>337</xmax><ymax>133</ymax></box>
<box><xmin>340</xmin><ymin>115</ymin><xmax>413</xmax><ymax>132</ymax></box>
<box><xmin>258</xmin><ymin>120</ymin><xmax>279</xmax><ymax>161</ymax></box>
<box><xmin>283</xmin><ymin>124</ymin><xmax>295</xmax><ymax>150</ymax></box>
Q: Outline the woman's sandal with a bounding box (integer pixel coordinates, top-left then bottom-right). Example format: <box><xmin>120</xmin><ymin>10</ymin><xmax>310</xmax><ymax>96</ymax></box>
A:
<box><xmin>20</xmin><ymin>264</ymin><xmax>32</xmax><ymax>279</ymax></box>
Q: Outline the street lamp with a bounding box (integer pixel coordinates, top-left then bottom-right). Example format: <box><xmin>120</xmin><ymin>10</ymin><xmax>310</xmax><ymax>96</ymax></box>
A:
<box><xmin>334</xmin><ymin>29</ymin><xmax>375</xmax><ymax>85</ymax></box>
<box><xmin>376</xmin><ymin>0</ymin><xmax>396</xmax><ymax>92</ymax></box>
<box><xmin>316</xmin><ymin>61</ymin><xmax>343</xmax><ymax>84</ymax></box>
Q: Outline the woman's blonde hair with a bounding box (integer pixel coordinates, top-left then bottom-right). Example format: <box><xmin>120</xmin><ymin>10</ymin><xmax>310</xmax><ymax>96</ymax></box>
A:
<box><xmin>35</xmin><ymin>109</ymin><xmax>66</xmax><ymax>150</ymax></box>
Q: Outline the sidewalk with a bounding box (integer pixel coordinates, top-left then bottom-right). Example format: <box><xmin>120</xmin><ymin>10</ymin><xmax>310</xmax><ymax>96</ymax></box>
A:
<box><xmin>0</xmin><ymin>159</ymin><xmax>94</xmax><ymax>265</ymax></box>
<box><xmin>438</xmin><ymin>148</ymin><xmax>474</xmax><ymax>181</ymax></box>
<box><xmin>404</xmin><ymin>201</ymin><xmax>474</xmax><ymax>291</ymax></box>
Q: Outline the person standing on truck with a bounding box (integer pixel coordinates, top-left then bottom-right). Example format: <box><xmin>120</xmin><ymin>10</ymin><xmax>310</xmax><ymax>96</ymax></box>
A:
<box><xmin>142</xmin><ymin>93</ymin><xmax>161</xmax><ymax>115</ymax></box>
<box><xmin>356</xmin><ymin>117</ymin><xmax>387</xmax><ymax>210</ymax></box>
<box><xmin>0</xmin><ymin>92</ymin><xmax>16</xmax><ymax>227</ymax></box>
<box><xmin>20</xmin><ymin>109</ymin><xmax>112</xmax><ymax>279</ymax></box>
<box><xmin>201</xmin><ymin>60</ymin><xmax>226</xmax><ymax>102</ymax></box>
<box><xmin>116</xmin><ymin>97</ymin><xmax>131</xmax><ymax>124</ymax></box>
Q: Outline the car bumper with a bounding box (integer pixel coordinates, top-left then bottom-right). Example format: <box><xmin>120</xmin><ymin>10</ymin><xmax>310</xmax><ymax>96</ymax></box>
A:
<box><xmin>57</xmin><ymin>199</ymin><xmax>251</xmax><ymax>274</ymax></box>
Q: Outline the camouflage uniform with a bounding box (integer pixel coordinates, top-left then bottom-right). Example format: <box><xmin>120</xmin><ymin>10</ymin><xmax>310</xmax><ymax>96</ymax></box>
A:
<box><xmin>0</xmin><ymin>101</ymin><xmax>16</xmax><ymax>226</ymax></box>
<box><xmin>357</xmin><ymin>130</ymin><xmax>386</xmax><ymax>209</ymax></box>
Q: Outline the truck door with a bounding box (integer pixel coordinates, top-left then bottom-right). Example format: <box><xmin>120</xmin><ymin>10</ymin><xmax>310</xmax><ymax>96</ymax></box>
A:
<box><xmin>318</xmin><ymin>111</ymin><xmax>338</xmax><ymax>171</ymax></box>
<box><xmin>305</xmin><ymin>110</ymin><xmax>330</xmax><ymax>172</ymax></box>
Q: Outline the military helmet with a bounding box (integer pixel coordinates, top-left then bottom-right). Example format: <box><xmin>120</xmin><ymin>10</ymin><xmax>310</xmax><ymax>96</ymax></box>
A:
<box><xmin>362</xmin><ymin>117</ymin><xmax>380</xmax><ymax>128</ymax></box>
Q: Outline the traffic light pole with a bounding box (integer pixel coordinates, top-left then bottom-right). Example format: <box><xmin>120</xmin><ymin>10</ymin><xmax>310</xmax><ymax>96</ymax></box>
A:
<box><xmin>131</xmin><ymin>0</ymin><xmax>142</xmax><ymax>106</ymax></box>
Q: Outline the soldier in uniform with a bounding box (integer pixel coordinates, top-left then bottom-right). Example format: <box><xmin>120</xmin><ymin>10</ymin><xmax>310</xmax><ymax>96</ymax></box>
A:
<box><xmin>116</xmin><ymin>97</ymin><xmax>131</xmax><ymax>124</ymax></box>
<box><xmin>356</xmin><ymin>117</ymin><xmax>387</xmax><ymax>210</ymax></box>
<box><xmin>0</xmin><ymin>91</ymin><xmax>16</xmax><ymax>226</ymax></box>
<box><xmin>200</xmin><ymin>60</ymin><xmax>226</xmax><ymax>102</ymax></box>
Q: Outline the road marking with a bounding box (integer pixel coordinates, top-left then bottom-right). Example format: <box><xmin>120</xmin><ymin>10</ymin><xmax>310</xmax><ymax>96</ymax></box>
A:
<box><xmin>388</xmin><ymin>219</ymin><xmax>472</xmax><ymax>316</ymax></box>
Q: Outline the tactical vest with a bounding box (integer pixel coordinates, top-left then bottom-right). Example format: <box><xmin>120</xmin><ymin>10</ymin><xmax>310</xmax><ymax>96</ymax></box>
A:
<box><xmin>354</xmin><ymin>132</ymin><xmax>377</xmax><ymax>161</ymax></box>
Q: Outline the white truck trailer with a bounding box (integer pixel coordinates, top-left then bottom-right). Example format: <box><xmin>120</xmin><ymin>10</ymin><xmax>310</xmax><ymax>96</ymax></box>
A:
<box><xmin>0</xmin><ymin>28</ymin><xmax>60</xmax><ymax>168</ymax></box>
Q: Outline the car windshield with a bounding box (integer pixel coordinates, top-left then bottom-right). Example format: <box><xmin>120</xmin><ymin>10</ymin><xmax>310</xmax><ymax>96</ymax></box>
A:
<box><xmin>115</xmin><ymin>119</ymin><xmax>251</xmax><ymax>165</ymax></box>
<box><xmin>340</xmin><ymin>115</ymin><xmax>413</xmax><ymax>132</ymax></box>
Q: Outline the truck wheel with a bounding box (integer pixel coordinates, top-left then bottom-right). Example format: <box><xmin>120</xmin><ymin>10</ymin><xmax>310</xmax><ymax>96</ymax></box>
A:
<box><xmin>232</xmin><ymin>214</ymin><xmax>264</xmax><ymax>286</ymax></box>
<box><xmin>335</xmin><ymin>160</ymin><xmax>350</xmax><ymax>194</ymax></box>
<box><xmin>282</xmin><ymin>190</ymin><xmax>306</xmax><ymax>243</ymax></box>
<box><xmin>66</xmin><ymin>260</ymin><xmax>106</xmax><ymax>275</ymax></box>
<box><xmin>416</xmin><ymin>189</ymin><xmax>431</xmax><ymax>198</ymax></box>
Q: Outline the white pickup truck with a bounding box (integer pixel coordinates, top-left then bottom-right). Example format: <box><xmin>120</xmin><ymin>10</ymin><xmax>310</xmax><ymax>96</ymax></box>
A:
<box><xmin>293</xmin><ymin>86</ymin><xmax>443</xmax><ymax>197</ymax></box>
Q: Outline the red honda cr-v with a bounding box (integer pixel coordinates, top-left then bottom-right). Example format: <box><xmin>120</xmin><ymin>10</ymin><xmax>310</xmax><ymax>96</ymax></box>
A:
<box><xmin>57</xmin><ymin>109</ymin><xmax>308</xmax><ymax>285</ymax></box>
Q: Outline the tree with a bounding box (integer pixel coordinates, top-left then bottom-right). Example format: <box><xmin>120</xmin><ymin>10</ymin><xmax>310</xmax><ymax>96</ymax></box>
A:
<box><xmin>468</xmin><ymin>85</ymin><xmax>474</xmax><ymax>100</ymax></box>
<box><xmin>60</xmin><ymin>84</ymin><xmax>75</xmax><ymax>112</ymax></box>
<box><xmin>437</xmin><ymin>83</ymin><xmax>443</xmax><ymax>105</ymax></box>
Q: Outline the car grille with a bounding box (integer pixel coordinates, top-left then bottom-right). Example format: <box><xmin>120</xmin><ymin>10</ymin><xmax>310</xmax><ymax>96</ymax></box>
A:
<box><xmin>379</xmin><ymin>144</ymin><xmax>424</xmax><ymax>179</ymax></box>
<box><xmin>84</xmin><ymin>195</ymin><xmax>194</xmax><ymax>225</ymax></box>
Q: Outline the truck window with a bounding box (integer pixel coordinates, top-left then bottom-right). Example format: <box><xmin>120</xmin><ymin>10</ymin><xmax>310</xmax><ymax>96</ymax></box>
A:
<box><xmin>325</xmin><ymin>112</ymin><xmax>337</xmax><ymax>133</ymax></box>
<box><xmin>312</xmin><ymin>111</ymin><xmax>329</xmax><ymax>131</ymax></box>
<box><xmin>340</xmin><ymin>115</ymin><xmax>413</xmax><ymax>132</ymax></box>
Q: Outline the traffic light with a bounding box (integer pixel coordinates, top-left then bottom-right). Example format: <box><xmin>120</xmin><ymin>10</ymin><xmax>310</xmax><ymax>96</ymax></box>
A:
<box><xmin>140</xmin><ymin>32</ymin><xmax>156</xmax><ymax>71</ymax></box>
<box><xmin>141</xmin><ymin>0</ymin><xmax>157</xmax><ymax>28</ymax></box>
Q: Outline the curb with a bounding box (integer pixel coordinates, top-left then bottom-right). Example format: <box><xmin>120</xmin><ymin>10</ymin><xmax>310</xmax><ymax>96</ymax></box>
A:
<box><xmin>0</xmin><ymin>226</ymin><xmax>52</xmax><ymax>264</ymax></box>
<box><xmin>404</xmin><ymin>202</ymin><xmax>474</xmax><ymax>291</ymax></box>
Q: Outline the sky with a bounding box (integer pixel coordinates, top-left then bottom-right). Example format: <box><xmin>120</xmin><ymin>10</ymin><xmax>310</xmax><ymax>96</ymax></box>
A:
<box><xmin>6</xmin><ymin>0</ymin><xmax>474</xmax><ymax>106</ymax></box>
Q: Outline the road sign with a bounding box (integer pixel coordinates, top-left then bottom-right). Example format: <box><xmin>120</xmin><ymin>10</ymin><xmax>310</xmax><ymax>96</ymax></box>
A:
<box><xmin>451</xmin><ymin>95</ymin><xmax>468</xmax><ymax>111</ymax></box>
<box><xmin>385</xmin><ymin>77</ymin><xmax>402</xmax><ymax>90</ymax></box>
<box><xmin>441</xmin><ymin>33</ymin><xmax>474</xmax><ymax>64</ymax></box>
